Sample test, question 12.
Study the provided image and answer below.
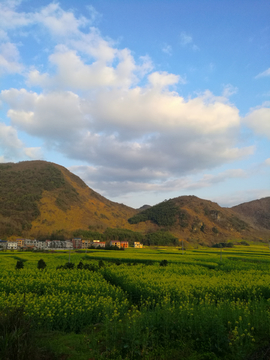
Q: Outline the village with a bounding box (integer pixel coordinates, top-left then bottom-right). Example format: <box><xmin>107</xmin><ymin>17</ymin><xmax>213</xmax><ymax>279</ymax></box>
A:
<box><xmin>0</xmin><ymin>238</ymin><xmax>143</xmax><ymax>251</ymax></box>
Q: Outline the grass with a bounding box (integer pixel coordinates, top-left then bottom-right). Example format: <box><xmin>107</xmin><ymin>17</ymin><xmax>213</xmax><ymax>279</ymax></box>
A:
<box><xmin>1</xmin><ymin>244</ymin><xmax>270</xmax><ymax>359</ymax></box>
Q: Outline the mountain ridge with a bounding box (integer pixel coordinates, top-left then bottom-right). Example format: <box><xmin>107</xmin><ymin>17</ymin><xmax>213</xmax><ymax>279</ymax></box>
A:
<box><xmin>0</xmin><ymin>160</ymin><xmax>269</xmax><ymax>243</ymax></box>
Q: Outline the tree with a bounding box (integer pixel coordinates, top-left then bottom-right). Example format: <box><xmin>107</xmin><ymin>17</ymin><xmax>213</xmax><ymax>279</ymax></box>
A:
<box><xmin>37</xmin><ymin>259</ymin><xmax>46</xmax><ymax>270</ymax></box>
<box><xmin>77</xmin><ymin>260</ymin><xmax>84</xmax><ymax>269</ymax></box>
<box><xmin>15</xmin><ymin>260</ymin><xmax>24</xmax><ymax>270</ymax></box>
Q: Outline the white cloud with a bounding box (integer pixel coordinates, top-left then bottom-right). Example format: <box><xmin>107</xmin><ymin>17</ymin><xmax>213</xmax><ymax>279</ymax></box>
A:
<box><xmin>1</xmin><ymin>89</ymin><xmax>86</xmax><ymax>140</ymax></box>
<box><xmin>148</xmin><ymin>71</ymin><xmax>182</xmax><ymax>88</ymax></box>
<box><xmin>222</xmin><ymin>84</ymin><xmax>238</xmax><ymax>97</ymax></box>
<box><xmin>265</xmin><ymin>158</ymin><xmax>270</xmax><ymax>166</ymax></box>
<box><xmin>215</xmin><ymin>189</ymin><xmax>270</xmax><ymax>207</ymax></box>
<box><xmin>0</xmin><ymin>1</ymin><xmax>32</xmax><ymax>30</ymax></box>
<box><xmin>180</xmin><ymin>31</ymin><xmax>193</xmax><ymax>46</ymax></box>
<box><xmin>70</xmin><ymin>165</ymin><xmax>248</xmax><ymax>198</ymax></box>
<box><xmin>255</xmin><ymin>67</ymin><xmax>270</xmax><ymax>79</ymax></box>
<box><xmin>24</xmin><ymin>147</ymin><xmax>43</xmax><ymax>159</ymax></box>
<box><xmin>27</xmin><ymin>42</ymin><xmax>148</xmax><ymax>90</ymax></box>
<box><xmin>34</xmin><ymin>3</ymin><xmax>89</xmax><ymax>38</ymax></box>
<box><xmin>0</xmin><ymin>121</ymin><xmax>41</xmax><ymax>161</ymax></box>
<box><xmin>245</xmin><ymin>105</ymin><xmax>270</xmax><ymax>139</ymax></box>
<box><xmin>179</xmin><ymin>31</ymin><xmax>199</xmax><ymax>51</ymax></box>
<box><xmin>1</xmin><ymin>82</ymin><xmax>252</xmax><ymax>189</ymax></box>
<box><xmin>0</xmin><ymin>2</ymin><xmax>260</xmax><ymax>200</ymax></box>
<box><xmin>0</xmin><ymin>42</ymin><xmax>23</xmax><ymax>75</ymax></box>
<box><xmin>162</xmin><ymin>44</ymin><xmax>172</xmax><ymax>55</ymax></box>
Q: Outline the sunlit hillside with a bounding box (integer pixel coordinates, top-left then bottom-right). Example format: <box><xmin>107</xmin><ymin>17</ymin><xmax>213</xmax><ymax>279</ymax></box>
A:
<box><xmin>0</xmin><ymin>161</ymin><xmax>154</xmax><ymax>238</ymax></box>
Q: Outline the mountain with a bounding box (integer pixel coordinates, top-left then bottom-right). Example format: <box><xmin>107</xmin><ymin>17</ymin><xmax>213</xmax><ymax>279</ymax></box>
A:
<box><xmin>137</xmin><ymin>205</ymin><xmax>152</xmax><ymax>211</ymax></box>
<box><xmin>0</xmin><ymin>160</ymin><xmax>269</xmax><ymax>243</ymax></box>
<box><xmin>128</xmin><ymin>195</ymin><xmax>270</xmax><ymax>243</ymax></box>
<box><xmin>231</xmin><ymin>197</ymin><xmax>270</xmax><ymax>231</ymax></box>
<box><xmin>0</xmin><ymin>161</ymin><xmax>152</xmax><ymax>238</ymax></box>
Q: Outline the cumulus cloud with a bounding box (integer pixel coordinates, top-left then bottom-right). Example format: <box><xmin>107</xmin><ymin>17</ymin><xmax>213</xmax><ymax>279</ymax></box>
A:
<box><xmin>70</xmin><ymin>165</ymin><xmax>248</xmax><ymax>198</ymax></box>
<box><xmin>34</xmin><ymin>3</ymin><xmax>89</xmax><ymax>37</ymax></box>
<box><xmin>1</xmin><ymin>78</ymin><xmax>253</xmax><ymax>194</ymax></box>
<box><xmin>0</xmin><ymin>121</ymin><xmax>41</xmax><ymax>161</ymax></box>
<box><xmin>1</xmin><ymin>89</ymin><xmax>86</xmax><ymax>140</ymax></box>
<box><xmin>244</xmin><ymin>104</ymin><xmax>270</xmax><ymax>139</ymax></box>
<box><xmin>0</xmin><ymin>42</ymin><xmax>23</xmax><ymax>75</ymax></box>
<box><xmin>0</xmin><ymin>1</ymin><xmax>259</xmax><ymax>200</ymax></box>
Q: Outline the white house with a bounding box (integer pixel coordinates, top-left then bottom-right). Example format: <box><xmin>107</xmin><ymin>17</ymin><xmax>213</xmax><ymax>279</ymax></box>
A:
<box><xmin>7</xmin><ymin>241</ymin><xmax>18</xmax><ymax>250</ymax></box>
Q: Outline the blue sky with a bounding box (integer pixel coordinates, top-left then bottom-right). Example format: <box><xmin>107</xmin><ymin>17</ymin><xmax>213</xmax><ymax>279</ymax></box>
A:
<box><xmin>0</xmin><ymin>0</ymin><xmax>269</xmax><ymax>208</ymax></box>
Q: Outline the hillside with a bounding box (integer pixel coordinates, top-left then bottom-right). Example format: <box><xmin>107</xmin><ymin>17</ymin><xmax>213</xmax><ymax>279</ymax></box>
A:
<box><xmin>231</xmin><ymin>197</ymin><xmax>270</xmax><ymax>230</ymax></box>
<box><xmin>0</xmin><ymin>160</ymin><xmax>269</xmax><ymax>243</ymax></box>
<box><xmin>0</xmin><ymin>161</ymin><xmax>152</xmax><ymax>238</ymax></box>
<box><xmin>128</xmin><ymin>195</ymin><xmax>270</xmax><ymax>243</ymax></box>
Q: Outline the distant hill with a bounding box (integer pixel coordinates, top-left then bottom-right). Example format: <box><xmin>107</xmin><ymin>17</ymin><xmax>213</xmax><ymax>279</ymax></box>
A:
<box><xmin>137</xmin><ymin>205</ymin><xmax>152</xmax><ymax>211</ymax></box>
<box><xmin>0</xmin><ymin>161</ymin><xmax>152</xmax><ymax>238</ymax></box>
<box><xmin>128</xmin><ymin>195</ymin><xmax>270</xmax><ymax>243</ymax></box>
<box><xmin>0</xmin><ymin>160</ymin><xmax>269</xmax><ymax>243</ymax></box>
<box><xmin>231</xmin><ymin>197</ymin><xmax>270</xmax><ymax>230</ymax></box>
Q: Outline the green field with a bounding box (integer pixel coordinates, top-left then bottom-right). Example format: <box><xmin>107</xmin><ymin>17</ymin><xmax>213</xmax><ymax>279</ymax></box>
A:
<box><xmin>1</xmin><ymin>245</ymin><xmax>270</xmax><ymax>359</ymax></box>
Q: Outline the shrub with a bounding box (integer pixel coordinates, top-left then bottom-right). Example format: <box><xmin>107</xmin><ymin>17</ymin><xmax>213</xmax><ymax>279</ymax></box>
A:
<box><xmin>77</xmin><ymin>260</ymin><xmax>84</xmax><ymax>269</ymax></box>
<box><xmin>160</xmin><ymin>260</ymin><xmax>168</xmax><ymax>267</ymax></box>
<box><xmin>37</xmin><ymin>259</ymin><xmax>46</xmax><ymax>270</ymax></box>
<box><xmin>15</xmin><ymin>260</ymin><xmax>24</xmax><ymax>270</ymax></box>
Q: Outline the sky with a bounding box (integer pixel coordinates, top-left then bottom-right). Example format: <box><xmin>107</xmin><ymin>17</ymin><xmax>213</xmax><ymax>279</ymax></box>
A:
<box><xmin>0</xmin><ymin>0</ymin><xmax>269</xmax><ymax>209</ymax></box>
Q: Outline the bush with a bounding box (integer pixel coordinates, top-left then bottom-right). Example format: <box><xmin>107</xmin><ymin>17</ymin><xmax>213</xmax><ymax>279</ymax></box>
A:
<box><xmin>160</xmin><ymin>260</ymin><xmax>168</xmax><ymax>267</ymax></box>
<box><xmin>56</xmin><ymin>262</ymin><xmax>75</xmax><ymax>270</ymax></box>
<box><xmin>77</xmin><ymin>260</ymin><xmax>84</xmax><ymax>269</ymax></box>
<box><xmin>15</xmin><ymin>260</ymin><xmax>24</xmax><ymax>270</ymax></box>
<box><xmin>99</xmin><ymin>260</ymin><xmax>105</xmax><ymax>268</ymax></box>
<box><xmin>37</xmin><ymin>259</ymin><xmax>46</xmax><ymax>270</ymax></box>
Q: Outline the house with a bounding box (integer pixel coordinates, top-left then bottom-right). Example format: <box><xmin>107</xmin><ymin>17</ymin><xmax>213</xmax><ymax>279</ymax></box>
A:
<box><xmin>45</xmin><ymin>240</ymin><xmax>51</xmax><ymax>248</ymax></box>
<box><xmin>81</xmin><ymin>240</ymin><xmax>91</xmax><ymax>249</ymax></box>
<box><xmin>65</xmin><ymin>240</ymin><xmax>73</xmax><ymax>249</ymax></box>
<box><xmin>134</xmin><ymin>242</ymin><xmax>143</xmax><ymax>248</ymax></box>
<box><xmin>91</xmin><ymin>241</ymin><xmax>106</xmax><ymax>248</ymax></box>
<box><xmin>110</xmin><ymin>240</ymin><xmax>121</xmax><ymax>248</ymax></box>
<box><xmin>16</xmin><ymin>238</ymin><xmax>25</xmax><ymax>248</ymax></box>
<box><xmin>120</xmin><ymin>241</ymin><xmax>129</xmax><ymax>248</ymax></box>
<box><xmin>7</xmin><ymin>241</ymin><xmax>18</xmax><ymax>250</ymax></box>
<box><xmin>72</xmin><ymin>238</ymin><xmax>82</xmax><ymax>249</ymax></box>
<box><xmin>0</xmin><ymin>240</ymin><xmax>7</xmax><ymax>250</ymax></box>
<box><xmin>24</xmin><ymin>239</ymin><xmax>38</xmax><ymax>248</ymax></box>
<box><xmin>37</xmin><ymin>241</ymin><xmax>47</xmax><ymax>250</ymax></box>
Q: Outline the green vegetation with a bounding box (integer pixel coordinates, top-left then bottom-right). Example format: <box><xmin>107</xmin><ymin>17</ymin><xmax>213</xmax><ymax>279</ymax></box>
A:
<box><xmin>128</xmin><ymin>199</ymin><xmax>178</xmax><ymax>226</ymax></box>
<box><xmin>37</xmin><ymin>258</ymin><xmax>46</xmax><ymax>270</ymax></box>
<box><xmin>144</xmin><ymin>230</ymin><xmax>178</xmax><ymax>246</ymax></box>
<box><xmin>0</xmin><ymin>162</ymin><xmax>80</xmax><ymax>236</ymax></box>
<box><xmin>1</xmin><ymin>245</ymin><xmax>270</xmax><ymax>359</ymax></box>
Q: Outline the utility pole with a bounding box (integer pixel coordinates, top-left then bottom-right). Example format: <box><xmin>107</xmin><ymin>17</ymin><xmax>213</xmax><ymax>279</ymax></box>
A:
<box><xmin>69</xmin><ymin>249</ymin><xmax>71</xmax><ymax>263</ymax></box>
<box><xmin>182</xmin><ymin>239</ymin><xmax>184</xmax><ymax>255</ymax></box>
<box><xmin>220</xmin><ymin>247</ymin><xmax>222</xmax><ymax>262</ymax></box>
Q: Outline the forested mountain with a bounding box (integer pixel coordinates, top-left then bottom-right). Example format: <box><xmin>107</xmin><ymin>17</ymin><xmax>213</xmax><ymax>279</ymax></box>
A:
<box><xmin>128</xmin><ymin>196</ymin><xmax>270</xmax><ymax>243</ymax></box>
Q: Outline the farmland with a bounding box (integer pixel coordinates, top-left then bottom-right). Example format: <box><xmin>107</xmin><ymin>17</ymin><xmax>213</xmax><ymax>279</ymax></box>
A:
<box><xmin>1</xmin><ymin>245</ymin><xmax>270</xmax><ymax>359</ymax></box>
